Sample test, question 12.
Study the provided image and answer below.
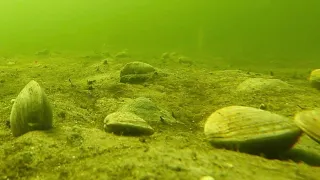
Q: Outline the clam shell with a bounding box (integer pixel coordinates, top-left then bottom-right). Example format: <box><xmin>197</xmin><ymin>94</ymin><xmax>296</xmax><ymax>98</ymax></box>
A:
<box><xmin>294</xmin><ymin>109</ymin><xmax>320</xmax><ymax>143</ymax></box>
<box><xmin>236</xmin><ymin>78</ymin><xmax>290</xmax><ymax>93</ymax></box>
<box><xmin>204</xmin><ymin>106</ymin><xmax>301</xmax><ymax>154</ymax></box>
<box><xmin>120</xmin><ymin>62</ymin><xmax>156</xmax><ymax>84</ymax></box>
<box><xmin>120</xmin><ymin>62</ymin><xmax>155</xmax><ymax>77</ymax></box>
<box><xmin>10</xmin><ymin>80</ymin><xmax>53</xmax><ymax>137</ymax></box>
<box><xmin>104</xmin><ymin>111</ymin><xmax>154</xmax><ymax>136</ymax></box>
<box><xmin>118</xmin><ymin>97</ymin><xmax>178</xmax><ymax>124</ymax></box>
<box><xmin>309</xmin><ymin>69</ymin><xmax>320</xmax><ymax>89</ymax></box>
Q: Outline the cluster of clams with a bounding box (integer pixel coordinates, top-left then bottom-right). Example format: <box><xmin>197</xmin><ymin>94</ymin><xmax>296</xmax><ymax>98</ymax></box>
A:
<box><xmin>9</xmin><ymin>81</ymin><xmax>177</xmax><ymax>137</ymax></box>
<box><xmin>204</xmin><ymin>105</ymin><xmax>320</xmax><ymax>155</ymax></box>
<box><xmin>8</xmin><ymin>62</ymin><xmax>168</xmax><ymax>137</ymax></box>
<box><xmin>203</xmin><ymin>69</ymin><xmax>320</xmax><ymax>156</ymax></box>
<box><xmin>8</xmin><ymin>63</ymin><xmax>320</xmax><ymax>160</ymax></box>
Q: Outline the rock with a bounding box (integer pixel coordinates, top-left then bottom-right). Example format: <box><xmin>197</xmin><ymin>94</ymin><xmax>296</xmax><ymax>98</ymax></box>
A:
<box><xmin>204</xmin><ymin>106</ymin><xmax>302</xmax><ymax>155</ymax></box>
<box><xmin>309</xmin><ymin>69</ymin><xmax>320</xmax><ymax>89</ymax></box>
<box><xmin>10</xmin><ymin>80</ymin><xmax>53</xmax><ymax>137</ymax></box>
<box><xmin>236</xmin><ymin>78</ymin><xmax>290</xmax><ymax>93</ymax></box>
<box><xmin>118</xmin><ymin>97</ymin><xmax>178</xmax><ymax>125</ymax></box>
<box><xmin>104</xmin><ymin>111</ymin><xmax>154</xmax><ymax>136</ymax></box>
<box><xmin>294</xmin><ymin>109</ymin><xmax>320</xmax><ymax>144</ymax></box>
<box><xmin>120</xmin><ymin>62</ymin><xmax>157</xmax><ymax>84</ymax></box>
<box><xmin>101</xmin><ymin>58</ymin><xmax>110</xmax><ymax>65</ymax></box>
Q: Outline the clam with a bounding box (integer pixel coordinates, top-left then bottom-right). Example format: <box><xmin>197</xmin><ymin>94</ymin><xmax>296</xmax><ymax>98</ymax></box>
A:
<box><xmin>309</xmin><ymin>69</ymin><xmax>320</xmax><ymax>89</ymax></box>
<box><xmin>236</xmin><ymin>78</ymin><xmax>290</xmax><ymax>94</ymax></box>
<box><xmin>204</xmin><ymin>106</ymin><xmax>302</xmax><ymax>155</ymax></box>
<box><xmin>10</xmin><ymin>80</ymin><xmax>53</xmax><ymax>137</ymax></box>
<box><xmin>104</xmin><ymin>111</ymin><xmax>154</xmax><ymax>136</ymax></box>
<box><xmin>118</xmin><ymin>97</ymin><xmax>178</xmax><ymax>124</ymax></box>
<box><xmin>120</xmin><ymin>61</ymin><xmax>156</xmax><ymax>84</ymax></box>
<box><xmin>294</xmin><ymin>109</ymin><xmax>320</xmax><ymax>143</ymax></box>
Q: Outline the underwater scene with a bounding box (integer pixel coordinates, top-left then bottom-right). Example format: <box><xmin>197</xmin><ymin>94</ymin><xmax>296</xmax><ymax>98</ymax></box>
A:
<box><xmin>1</xmin><ymin>0</ymin><xmax>320</xmax><ymax>179</ymax></box>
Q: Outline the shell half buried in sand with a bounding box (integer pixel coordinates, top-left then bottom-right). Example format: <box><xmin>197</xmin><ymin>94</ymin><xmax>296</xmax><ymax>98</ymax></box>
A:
<box><xmin>309</xmin><ymin>69</ymin><xmax>320</xmax><ymax>89</ymax></box>
<box><xmin>104</xmin><ymin>111</ymin><xmax>154</xmax><ymax>136</ymax></box>
<box><xmin>204</xmin><ymin>106</ymin><xmax>302</xmax><ymax>155</ymax></box>
<box><xmin>294</xmin><ymin>109</ymin><xmax>320</xmax><ymax>144</ymax></box>
<box><xmin>10</xmin><ymin>80</ymin><xmax>53</xmax><ymax>137</ymax></box>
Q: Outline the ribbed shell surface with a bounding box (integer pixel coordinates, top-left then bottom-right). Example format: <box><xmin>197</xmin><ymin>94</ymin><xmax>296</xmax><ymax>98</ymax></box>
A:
<box><xmin>294</xmin><ymin>109</ymin><xmax>320</xmax><ymax>143</ymax></box>
<box><xmin>204</xmin><ymin>106</ymin><xmax>302</xmax><ymax>154</ymax></box>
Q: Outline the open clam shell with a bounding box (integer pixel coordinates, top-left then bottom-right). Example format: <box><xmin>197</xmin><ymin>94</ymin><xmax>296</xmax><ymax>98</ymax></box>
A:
<box><xmin>204</xmin><ymin>106</ymin><xmax>302</xmax><ymax>155</ymax></box>
<box><xmin>294</xmin><ymin>109</ymin><xmax>320</xmax><ymax>143</ymax></box>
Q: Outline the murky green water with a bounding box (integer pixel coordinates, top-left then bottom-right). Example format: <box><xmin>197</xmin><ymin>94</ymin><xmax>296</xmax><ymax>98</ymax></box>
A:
<box><xmin>0</xmin><ymin>1</ymin><xmax>319</xmax><ymax>61</ymax></box>
<box><xmin>1</xmin><ymin>1</ymin><xmax>320</xmax><ymax>180</ymax></box>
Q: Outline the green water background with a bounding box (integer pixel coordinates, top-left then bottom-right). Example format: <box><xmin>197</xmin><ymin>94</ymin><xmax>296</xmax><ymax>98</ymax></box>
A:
<box><xmin>0</xmin><ymin>0</ymin><xmax>319</xmax><ymax>63</ymax></box>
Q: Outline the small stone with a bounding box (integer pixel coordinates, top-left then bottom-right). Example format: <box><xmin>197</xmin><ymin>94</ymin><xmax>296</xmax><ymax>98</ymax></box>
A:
<box><xmin>259</xmin><ymin>103</ymin><xmax>267</xmax><ymax>110</ymax></box>
<box><xmin>102</xmin><ymin>59</ymin><xmax>109</xmax><ymax>65</ymax></box>
<box><xmin>104</xmin><ymin>111</ymin><xmax>154</xmax><ymax>136</ymax></box>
